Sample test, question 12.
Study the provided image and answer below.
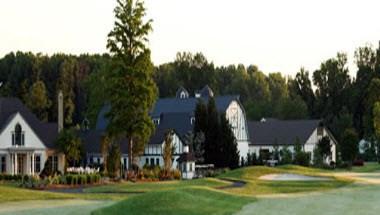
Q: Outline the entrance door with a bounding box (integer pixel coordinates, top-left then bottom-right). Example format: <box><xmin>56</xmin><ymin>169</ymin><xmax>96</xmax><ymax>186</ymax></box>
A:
<box><xmin>17</xmin><ymin>154</ymin><xmax>25</xmax><ymax>175</ymax></box>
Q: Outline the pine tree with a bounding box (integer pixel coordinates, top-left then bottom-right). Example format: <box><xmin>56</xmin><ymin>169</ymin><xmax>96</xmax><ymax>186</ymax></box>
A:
<box><xmin>204</xmin><ymin>98</ymin><xmax>220</xmax><ymax>166</ymax></box>
<box><xmin>106</xmin><ymin>0</ymin><xmax>157</xmax><ymax>171</ymax></box>
<box><xmin>219</xmin><ymin>114</ymin><xmax>239</xmax><ymax>169</ymax></box>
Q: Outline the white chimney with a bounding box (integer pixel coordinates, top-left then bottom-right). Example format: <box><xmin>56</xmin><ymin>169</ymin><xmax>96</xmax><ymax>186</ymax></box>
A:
<box><xmin>58</xmin><ymin>91</ymin><xmax>64</xmax><ymax>132</ymax></box>
<box><xmin>183</xmin><ymin>145</ymin><xmax>189</xmax><ymax>153</ymax></box>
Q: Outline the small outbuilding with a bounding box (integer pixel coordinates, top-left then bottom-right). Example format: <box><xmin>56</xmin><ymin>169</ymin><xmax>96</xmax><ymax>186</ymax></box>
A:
<box><xmin>177</xmin><ymin>145</ymin><xmax>195</xmax><ymax>180</ymax></box>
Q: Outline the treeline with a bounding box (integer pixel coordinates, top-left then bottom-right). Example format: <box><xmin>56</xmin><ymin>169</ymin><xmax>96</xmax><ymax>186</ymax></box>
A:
<box><xmin>0</xmin><ymin>52</ymin><xmax>111</xmax><ymax>127</ymax></box>
<box><xmin>1</xmin><ymin>42</ymin><xmax>380</xmax><ymax>146</ymax></box>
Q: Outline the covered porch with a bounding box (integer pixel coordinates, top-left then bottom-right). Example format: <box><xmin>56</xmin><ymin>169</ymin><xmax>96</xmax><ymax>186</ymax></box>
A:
<box><xmin>7</xmin><ymin>148</ymin><xmax>41</xmax><ymax>175</ymax></box>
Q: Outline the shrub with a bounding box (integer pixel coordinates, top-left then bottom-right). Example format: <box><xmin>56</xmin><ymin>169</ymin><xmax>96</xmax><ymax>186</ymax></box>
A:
<box><xmin>172</xmin><ymin>169</ymin><xmax>181</xmax><ymax>180</ymax></box>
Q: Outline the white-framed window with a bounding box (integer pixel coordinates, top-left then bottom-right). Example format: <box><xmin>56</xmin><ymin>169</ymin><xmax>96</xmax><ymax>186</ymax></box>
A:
<box><xmin>191</xmin><ymin>117</ymin><xmax>195</xmax><ymax>125</ymax></box>
<box><xmin>0</xmin><ymin>155</ymin><xmax>6</xmax><ymax>173</ymax></box>
<box><xmin>153</xmin><ymin>118</ymin><xmax>160</xmax><ymax>125</ymax></box>
<box><xmin>48</xmin><ymin>155</ymin><xmax>59</xmax><ymax>172</ymax></box>
<box><xmin>12</xmin><ymin>124</ymin><xmax>25</xmax><ymax>146</ymax></box>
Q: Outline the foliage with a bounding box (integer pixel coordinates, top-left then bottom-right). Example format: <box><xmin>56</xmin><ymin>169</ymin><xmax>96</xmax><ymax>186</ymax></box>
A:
<box><xmin>163</xmin><ymin>130</ymin><xmax>174</xmax><ymax>172</ymax></box>
<box><xmin>107</xmin><ymin>143</ymin><xmax>121</xmax><ymax>178</ymax></box>
<box><xmin>26</xmin><ymin>80</ymin><xmax>51</xmax><ymax>121</ymax></box>
<box><xmin>183</xmin><ymin>131</ymin><xmax>205</xmax><ymax>163</ymax></box>
<box><xmin>105</xmin><ymin>0</ymin><xmax>157</xmax><ymax>170</ymax></box>
<box><xmin>341</xmin><ymin>128</ymin><xmax>359</xmax><ymax>166</ymax></box>
<box><xmin>279</xmin><ymin>146</ymin><xmax>293</xmax><ymax>165</ymax></box>
<box><xmin>55</xmin><ymin>128</ymin><xmax>83</xmax><ymax>167</ymax></box>
<box><xmin>219</xmin><ymin>114</ymin><xmax>240</xmax><ymax>168</ymax></box>
<box><xmin>318</xmin><ymin>136</ymin><xmax>332</xmax><ymax>160</ymax></box>
<box><xmin>293</xmin><ymin>137</ymin><xmax>310</xmax><ymax>166</ymax></box>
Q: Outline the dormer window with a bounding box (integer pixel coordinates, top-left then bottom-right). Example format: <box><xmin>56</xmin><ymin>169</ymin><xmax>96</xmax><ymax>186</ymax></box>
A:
<box><xmin>153</xmin><ymin>118</ymin><xmax>160</xmax><ymax>125</ymax></box>
<box><xmin>317</xmin><ymin>126</ymin><xmax>324</xmax><ymax>136</ymax></box>
<box><xmin>191</xmin><ymin>117</ymin><xmax>195</xmax><ymax>125</ymax></box>
<box><xmin>12</xmin><ymin>124</ymin><xmax>25</xmax><ymax>146</ymax></box>
<box><xmin>180</xmin><ymin>91</ymin><xmax>187</xmax><ymax>99</ymax></box>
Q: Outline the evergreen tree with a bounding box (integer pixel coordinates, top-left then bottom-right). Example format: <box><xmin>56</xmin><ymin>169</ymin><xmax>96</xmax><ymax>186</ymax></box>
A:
<box><xmin>219</xmin><ymin>114</ymin><xmax>240</xmax><ymax>169</ymax></box>
<box><xmin>204</xmin><ymin>97</ymin><xmax>220</xmax><ymax>166</ymax></box>
<box><xmin>105</xmin><ymin>0</ymin><xmax>157</xmax><ymax>171</ymax></box>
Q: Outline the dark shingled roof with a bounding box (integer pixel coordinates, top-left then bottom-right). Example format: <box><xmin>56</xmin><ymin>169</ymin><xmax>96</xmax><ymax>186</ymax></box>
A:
<box><xmin>150</xmin><ymin>95</ymin><xmax>239</xmax><ymax>118</ymax></box>
<box><xmin>248</xmin><ymin>118</ymin><xmax>322</xmax><ymax>146</ymax></box>
<box><xmin>0</xmin><ymin>98</ymin><xmax>58</xmax><ymax>148</ymax></box>
<box><xmin>149</xmin><ymin>112</ymin><xmax>193</xmax><ymax>145</ymax></box>
<box><xmin>80</xmin><ymin>130</ymin><xmax>129</xmax><ymax>154</ymax></box>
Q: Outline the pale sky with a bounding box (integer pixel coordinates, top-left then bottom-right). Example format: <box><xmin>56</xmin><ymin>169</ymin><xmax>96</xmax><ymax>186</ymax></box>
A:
<box><xmin>1</xmin><ymin>0</ymin><xmax>380</xmax><ymax>77</ymax></box>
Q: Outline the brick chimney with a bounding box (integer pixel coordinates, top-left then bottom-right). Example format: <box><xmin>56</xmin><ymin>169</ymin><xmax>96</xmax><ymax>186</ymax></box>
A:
<box><xmin>58</xmin><ymin>91</ymin><xmax>64</xmax><ymax>132</ymax></box>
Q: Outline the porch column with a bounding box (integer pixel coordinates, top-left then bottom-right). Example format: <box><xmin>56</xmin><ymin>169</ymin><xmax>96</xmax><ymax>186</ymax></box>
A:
<box><xmin>10</xmin><ymin>154</ymin><xmax>13</xmax><ymax>175</ymax></box>
<box><xmin>14</xmin><ymin>153</ymin><xmax>17</xmax><ymax>175</ymax></box>
<box><xmin>31</xmin><ymin>153</ymin><xmax>35</xmax><ymax>175</ymax></box>
<box><xmin>26</xmin><ymin>152</ymin><xmax>30</xmax><ymax>175</ymax></box>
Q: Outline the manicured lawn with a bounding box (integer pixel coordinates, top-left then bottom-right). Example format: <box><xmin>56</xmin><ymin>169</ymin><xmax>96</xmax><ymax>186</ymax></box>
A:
<box><xmin>84</xmin><ymin>178</ymin><xmax>229</xmax><ymax>193</ymax></box>
<box><xmin>236</xmin><ymin>185</ymin><xmax>380</xmax><ymax>215</ymax></box>
<box><xmin>349</xmin><ymin>162</ymin><xmax>380</xmax><ymax>173</ymax></box>
<box><xmin>92</xmin><ymin>188</ymin><xmax>255</xmax><ymax>215</ymax></box>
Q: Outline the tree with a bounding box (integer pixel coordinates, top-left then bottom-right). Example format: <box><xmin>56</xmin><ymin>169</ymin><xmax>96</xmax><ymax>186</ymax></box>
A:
<box><xmin>183</xmin><ymin>131</ymin><xmax>205</xmax><ymax>163</ymax></box>
<box><xmin>293</xmin><ymin>137</ymin><xmax>310</xmax><ymax>166</ymax></box>
<box><xmin>163</xmin><ymin>130</ymin><xmax>174</xmax><ymax>172</ymax></box>
<box><xmin>106</xmin><ymin>0</ymin><xmax>157</xmax><ymax>171</ymax></box>
<box><xmin>204</xmin><ymin>97</ymin><xmax>220</xmax><ymax>166</ymax></box>
<box><xmin>26</xmin><ymin>80</ymin><xmax>51</xmax><ymax>121</ymax></box>
<box><xmin>107</xmin><ymin>143</ymin><xmax>121</xmax><ymax>178</ymax></box>
<box><xmin>318</xmin><ymin>136</ymin><xmax>331</xmax><ymax>161</ymax></box>
<box><xmin>57</xmin><ymin>58</ymin><xmax>77</xmax><ymax>126</ymax></box>
<box><xmin>292</xmin><ymin>68</ymin><xmax>316</xmax><ymax>117</ymax></box>
<box><xmin>55</xmin><ymin>128</ymin><xmax>83</xmax><ymax>169</ymax></box>
<box><xmin>100</xmin><ymin>134</ymin><xmax>112</xmax><ymax>175</ymax></box>
<box><xmin>219</xmin><ymin>114</ymin><xmax>240</xmax><ymax>169</ymax></box>
<box><xmin>280</xmin><ymin>145</ymin><xmax>293</xmax><ymax>164</ymax></box>
<box><xmin>341</xmin><ymin>128</ymin><xmax>359</xmax><ymax>167</ymax></box>
<box><xmin>373</xmin><ymin>102</ymin><xmax>380</xmax><ymax>162</ymax></box>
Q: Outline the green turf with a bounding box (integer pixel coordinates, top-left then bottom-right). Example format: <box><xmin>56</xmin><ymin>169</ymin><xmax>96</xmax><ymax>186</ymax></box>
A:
<box><xmin>92</xmin><ymin>188</ymin><xmax>254</xmax><ymax>215</ymax></box>
<box><xmin>84</xmin><ymin>178</ymin><xmax>228</xmax><ymax>193</ymax></box>
<box><xmin>236</xmin><ymin>185</ymin><xmax>380</xmax><ymax>215</ymax></box>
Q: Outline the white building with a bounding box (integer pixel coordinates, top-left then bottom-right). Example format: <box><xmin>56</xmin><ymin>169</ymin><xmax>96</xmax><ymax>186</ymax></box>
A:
<box><xmin>0</xmin><ymin>98</ymin><xmax>64</xmax><ymax>175</ymax></box>
<box><xmin>248</xmin><ymin>118</ymin><xmax>337</xmax><ymax>164</ymax></box>
<box><xmin>91</xmin><ymin>85</ymin><xmax>250</xmax><ymax>173</ymax></box>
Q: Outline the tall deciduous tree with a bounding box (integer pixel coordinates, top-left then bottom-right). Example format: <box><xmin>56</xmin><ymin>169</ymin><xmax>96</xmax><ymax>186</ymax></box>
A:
<box><xmin>26</xmin><ymin>80</ymin><xmax>51</xmax><ymax>121</ymax></box>
<box><xmin>163</xmin><ymin>130</ymin><xmax>174</xmax><ymax>173</ymax></box>
<box><xmin>106</xmin><ymin>0</ymin><xmax>157</xmax><ymax>171</ymax></box>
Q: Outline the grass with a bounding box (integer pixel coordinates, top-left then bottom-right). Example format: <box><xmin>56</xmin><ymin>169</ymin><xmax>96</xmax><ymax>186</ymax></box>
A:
<box><xmin>349</xmin><ymin>162</ymin><xmax>380</xmax><ymax>173</ymax></box>
<box><xmin>236</xmin><ymin>185</ymin><xmax>380</xmax><ymax>215</ymax></box>
<box><xmin>84</xmin><ymin>178</ymin><xmax>228</xmax><ymax>193</ymax></box>
<box><xmin>92</xmin><ymin>188</ymin><xmax>254</xmax><ymax>215</ymax></box>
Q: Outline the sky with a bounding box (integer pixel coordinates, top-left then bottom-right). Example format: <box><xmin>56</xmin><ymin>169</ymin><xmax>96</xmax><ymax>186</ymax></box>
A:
<box><xmin>1</xmin><ymin>0</ymin><xmax>380</xmax><ymax>77</ymax></box>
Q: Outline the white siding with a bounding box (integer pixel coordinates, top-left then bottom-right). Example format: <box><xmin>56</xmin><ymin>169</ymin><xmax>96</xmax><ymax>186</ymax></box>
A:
<box><xmin>225</xmin><ymin>101</ymin><xmax>249</xmax><ymax>160</ymax></box>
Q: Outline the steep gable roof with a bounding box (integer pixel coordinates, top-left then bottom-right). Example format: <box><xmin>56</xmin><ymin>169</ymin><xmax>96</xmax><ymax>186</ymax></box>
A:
<box><xmin>0</xmin><ymin>98</ymin><xmax>58</xmax><ymax>148</ymax></box>
<box><xmin>248</xmin><ymin>118</ymin><xmax>322</xmax><ymax>146</ymax></box>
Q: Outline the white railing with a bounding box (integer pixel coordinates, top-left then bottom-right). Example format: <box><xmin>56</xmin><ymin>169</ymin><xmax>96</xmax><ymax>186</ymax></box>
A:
<box><xmin>66</xmin><ymin>167</ymin><xmax>100</xmax><ymax>174</ymax></box>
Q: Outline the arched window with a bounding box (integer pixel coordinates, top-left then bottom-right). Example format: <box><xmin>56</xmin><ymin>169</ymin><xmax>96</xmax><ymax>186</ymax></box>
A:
<box><xmin>13</xmin><ymin>124</ymin><xmax>24</xmax><ymax>146</ymax></box>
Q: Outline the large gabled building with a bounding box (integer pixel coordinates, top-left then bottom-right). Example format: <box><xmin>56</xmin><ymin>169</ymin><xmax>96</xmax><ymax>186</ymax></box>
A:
<box><xmin>0</xmin><ymin>97</ymin><xmax>64</xmax><ymax>175</ymax></box>
<box><xmin>90</xmin><ymin>85</ymin><xmax>250</xmax><ymax>169</ymax></box>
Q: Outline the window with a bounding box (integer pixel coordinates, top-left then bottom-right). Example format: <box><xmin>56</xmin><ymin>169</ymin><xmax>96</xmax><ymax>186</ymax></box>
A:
<box><xmin>123</xmin><ymin>158</ymin><xmax>127</xmax><ymax>170</ymax></box>
<box><xmin>190</xmin><ymin>163</ymin><xmax>193</xmax><ymax>172</ymax></box>
<box><xmin>156</xmin><ymin>158</ymin><xmax>160</xmax><ymax>166</ymax></box>
<box><xmin>191</xmin><ymin>117</ymin><xmax>195</xmax><ymax>125</ymax></box>
<box><xmin>97</xmin><ymin>158</ymin><xmax>100</xmax><ymax>164</ymax></box>
<box><xmin>153</xmin><ymin>118</ymin><xmax>160</xmax><ymax>125</ymax></box>
<box><xmin>48</xmin><ymin>155</ymin><xmax>58</xmax><ymax>172</ymax></box>
<box><xmin>12</xmin><ymin>124</ymin><xmax>25</xmax><ymax>146</ymax></box>
<box><xmin>1</xmin><ymin>156</ymin><xmax>6</xmax><ymax>173</ymax></box>
<box><xmin>90</xmin><ymin>156</ymin><xmax>94</xmax><ymax>164</ymax></box>
<box><xmin>35</xmin><ymin>155</ymin><xmax>41</xmax><ymax>173</ymax></box>
<box><xmin>145</xmin><ymin>158</ymin><xmax>149</xmax><ymax>165</ymax></box>
<box><xmin>150</xmin><ymin>158</ymin><xmax>154</xmax><ymax>166</ymax></box>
